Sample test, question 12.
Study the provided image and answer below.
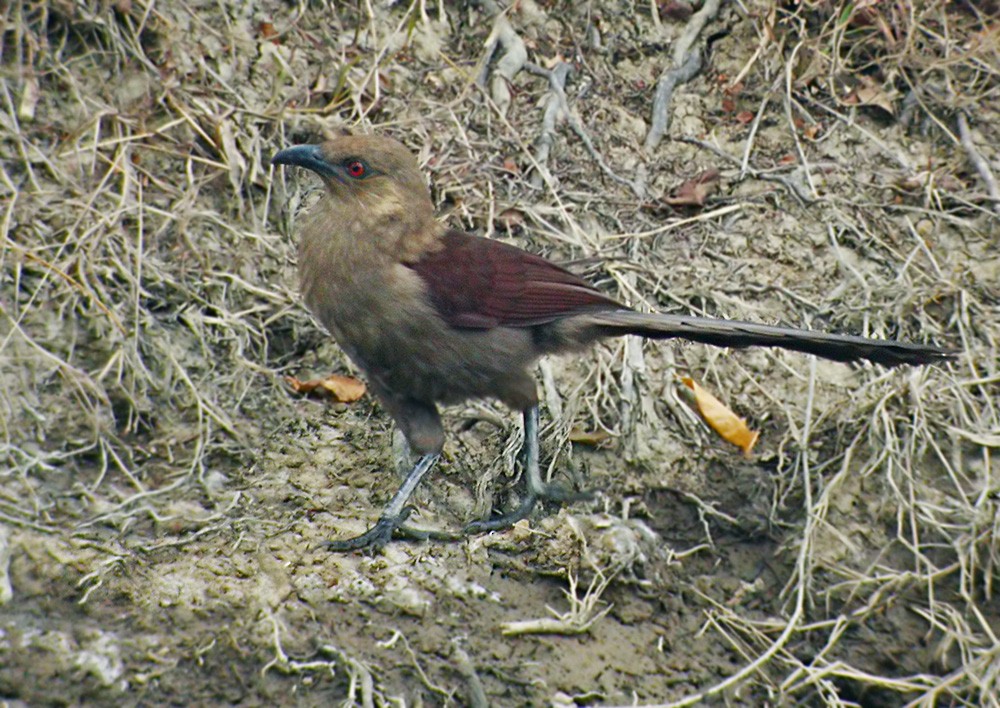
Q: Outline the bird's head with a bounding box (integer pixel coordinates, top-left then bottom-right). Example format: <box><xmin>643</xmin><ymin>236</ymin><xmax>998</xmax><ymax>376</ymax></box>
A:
<box><xmin>272</xmin><ymin>135</ymin><xmax>435</xmax><ymax>230</ymax></box>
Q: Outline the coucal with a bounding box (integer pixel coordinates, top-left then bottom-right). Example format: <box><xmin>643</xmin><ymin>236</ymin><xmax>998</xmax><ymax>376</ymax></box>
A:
<box><xmin>271</xmin><ymin>134</ymin><xmax>953</xmax><ymax>551</ymax></box>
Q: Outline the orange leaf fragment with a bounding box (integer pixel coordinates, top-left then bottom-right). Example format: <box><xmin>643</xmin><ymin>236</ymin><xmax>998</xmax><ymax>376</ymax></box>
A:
<box><xmin>661</xmin><ymin>1</ymin><xmax>694</xmax><ymax>21</ymax></box>
<box><xmin>680</xmin><ymin>377</ymin><xmax>759</xmax><ymax>457</ymax></box>
<box><xmin>496</xmin><ymin>208</ymin><xmax>525</xmax><ymax>231</ymax></box>
<box><xmin>286</xmin><ymin>374</ymin><xmax>366</xmax><ymax>403</ymax></box>
<box><xmin>850</xmin><ymin>80</ymin><xmax>894</xmax><ymax>115</ymax></box>
<box><xmin>662</xmin><ymin>168</ymin><xmax>721</xmax><ymax>207</ymax></box>
<box><xmin>568</xmin><ymin>427</ymin><xmax>612</xmax><ymax>447</ymax></box>
<box><xmin>258</xmin><ymin>21</ymin><xmax>279</xmax><ymax>41</ymax></box>
<box><xmin>723</xmin><ymin>81</ymin><xmax>744</xmax><ymax>96</ymax></box>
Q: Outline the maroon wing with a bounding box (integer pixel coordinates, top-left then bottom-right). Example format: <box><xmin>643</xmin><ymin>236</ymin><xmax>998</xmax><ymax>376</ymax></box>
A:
<box><xmin>406</xmin><ymin>230</ymin><xmax>622</xmax><ymax>329</ymax></box>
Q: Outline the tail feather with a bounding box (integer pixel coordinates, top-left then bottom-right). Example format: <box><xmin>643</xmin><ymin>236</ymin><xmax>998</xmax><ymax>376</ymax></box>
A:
<box><xmin>585</xmin><ymin>310</ymin><xmax>955</xmax><ymax>368</ymax></box>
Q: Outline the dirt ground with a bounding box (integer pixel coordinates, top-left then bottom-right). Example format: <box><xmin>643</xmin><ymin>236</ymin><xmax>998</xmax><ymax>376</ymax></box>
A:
<box><xmin>2</xmin><ymin>1</ymin><xmax>999</xmax><ymax>706</ymax></box>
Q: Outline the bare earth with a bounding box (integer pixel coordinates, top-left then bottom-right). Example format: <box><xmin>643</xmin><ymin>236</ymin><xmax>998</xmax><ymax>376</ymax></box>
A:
<box><xmin>2</xmin><ymin>1</ymin><xmax>998</xmax><ymax>706</ymax></box>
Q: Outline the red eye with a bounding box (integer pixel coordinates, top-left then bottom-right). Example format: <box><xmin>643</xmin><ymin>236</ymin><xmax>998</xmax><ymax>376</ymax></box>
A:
<box><xmin>346</xmin><ymin>160</ymin><xmax>366</xmax><ymax>178</ymax></box>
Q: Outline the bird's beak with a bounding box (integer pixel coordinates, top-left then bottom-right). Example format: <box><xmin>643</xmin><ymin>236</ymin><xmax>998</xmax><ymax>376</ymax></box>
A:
<box><xmin>271</xmin><ymin>145</ymin><xmax>340</xmax><ymax>180</ymax></box>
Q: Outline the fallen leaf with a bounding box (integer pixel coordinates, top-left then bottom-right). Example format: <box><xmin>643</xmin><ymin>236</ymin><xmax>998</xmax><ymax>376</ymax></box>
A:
<box><xmin>680</xmin><ymin>377</ymin><xmax>759</xmax><ymax>456</ymax></box>
<box><xmin>933</xmin><ymin>173</ymin><xmax>964</xmax><ymax>192</ymax></box>
<box><xmin>286</xmin><ymin>374</ymin><xmax>366</xmax><ymax>403</ymax></box>
<box><xmin>847</xmin><ymin>3</ymin><xmax>881</xmax><ymax>28</ymax></box>
<box><xmin>496</xmin><ymin>208</ymin><xmax>525</xmax><ymax>231</ymax></box>
<box><xmin>661</xmin><ymin>169</ymin><xmax>721</xmax><ymax>207</ymax></box>
<box><xmin>851</xmin><ymin>81</ymin><xmax>895</xmax><ymax>115</ymax></box>
<box><xmin>660</xmin><ymin>0</ymin><xmax>694</xmax><ymax>21</ymax></box>
<box><xmin>258</xmin><ymin>21</ymin><xmax>279</xmax><ymax>41</ymax></box>
<box><xmin>543</xmin><ymin>53</ymin><xmax>566</xmax><ymax>69</ymax></box>
<box><xmin>568</xmin><ymin>427</ymin><xmax>613</xmax><ymax>447</ymax></box>
<box><xmin>723</xmin><ymin>81</ymin><xmax>744</xmax><ymax>96</ymax></box>
<box><xmin>836</xmin><ymin>73</ymin><xmax>895</xmax><ymax>115</ymax></box>
<box><xmin>893</xmin><ymin>171</ymin><xmax>965</xmax><ymax>194</ymax></box>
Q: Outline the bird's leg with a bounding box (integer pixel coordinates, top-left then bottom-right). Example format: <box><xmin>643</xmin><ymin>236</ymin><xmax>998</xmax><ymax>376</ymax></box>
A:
<box><xmin>325</xmin><ymin>452</ymin><xmax>440</xmax><ymax>551</ymax></box>
<box><xmin>465</xmin><ymin>405</ymin><xmax>592</xmax><ymax>534</ymax></box>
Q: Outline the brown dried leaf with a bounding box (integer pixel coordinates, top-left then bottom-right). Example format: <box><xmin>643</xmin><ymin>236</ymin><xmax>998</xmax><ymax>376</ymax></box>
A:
<box><xmin>661</xmin><ymin>1</ymin><xmax>694</xmax><ymax>21</ymax></box>
<box><xmin>934</xmin><ymin>173</ymin><xmax>965</xmax><ymax>192</ymax></box>
<box><xmin>723</xmin><ymin>81</ymin><xmax>744</xmax><ymax>96</ymax></box>
<box><xmin>848</xmin><ymin>3</ymin><xmax>881</xmax><ymax>28</ymax></box>
<box><xmin>286</xmin><ymin>374</ymin><xmax>367</xmax><ymax>403</ymax></box>
<box><xmin>568</xmin><ymin>427</ymin><xmax>612</xmax><ymax>447</ymax></box>
<box><xmin>681</xmin><ymin>377</ymin><xmax>759</xmax><ymax>457</ymax></box>
<box><xmin>662</xmin><ymin>169</ymin><xmax>721</xmax><ymax>207</ymax></box>
<box><xmin>496</xmin><ymin>208</ymin><xmax>525</xmax><ymax>230</ymax></box>
<box><xmin>258</xmin><ymin>22</ymin><xmax>279</xmax><ymax>41</ymax></box>
<box><xmin>851</xmin><ymin>80</ymin><xmax>895</xmax><ymax>116</ymax></box>
<box><xmin>542</xmin><ymin>54</ymin><xmax>566</xmax><ymax>69</ymax></box>
<box><xmin>836</xmin><ymin>73</ymin><xmax>894</xmax><ymax>116</ymax></box>
<box><xmin>894</xmin><ymin>171</ymin><xmax>965</xmax><ymax>194</ymax></box>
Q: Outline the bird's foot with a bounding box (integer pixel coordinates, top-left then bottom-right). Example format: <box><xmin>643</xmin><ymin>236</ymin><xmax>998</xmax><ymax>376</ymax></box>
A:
<box><xmin>325</xmin><ymin>507</ymin><xmax>466</xmax><ymax>551</ymax></box>
<box><xmin>325</xmin><ymin>507</ymin><xmax>416</xmax><ymax>552</ymax></box>
<box><xmin>464</xmin><ymin>483</ymin><xmax>594</xmax><ymax>535</ymax></box>
<box><xmin>534</xmin><ymin>481</ymin><xmax>594</xmax><ymax>504</ymax></box>
<box><xmin>325</xmin><ymin>506</ymin><xmax>446</xmax><ymax>552</ymax></box>
<box><xmin>464</xmin><ymin>494</ymin><xmax>537</xmax><ymax>534</ymax></box>
<box><xmin>326</xmin><ymin>478</ymin><xmax>595</xmax><ymax>548</ymax></box>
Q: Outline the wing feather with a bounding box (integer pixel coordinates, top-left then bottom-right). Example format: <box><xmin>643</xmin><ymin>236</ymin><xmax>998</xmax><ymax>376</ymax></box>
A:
<box><xmin>405</xmin><ymin>230</ymin><xmax>620</xmax><ymax>329</ymax></box>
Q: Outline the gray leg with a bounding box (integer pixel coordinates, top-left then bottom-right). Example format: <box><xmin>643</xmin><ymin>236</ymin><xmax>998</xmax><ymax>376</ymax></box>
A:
<box><xmin>465</xmin><ymin>405</ymin><xmax>591</xmax><ymax>534</ymax></box>
<box><xmin>523</xmin><ymin>403</ymin><xmax>543</xmax><ymax>496</ymax></box>
<box><xmin>326</xmin><ymin>453</ymin><xmax>440</xmax><ymax>551</ymax></box>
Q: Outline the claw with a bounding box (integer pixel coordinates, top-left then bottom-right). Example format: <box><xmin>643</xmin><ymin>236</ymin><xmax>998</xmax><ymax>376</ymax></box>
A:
<box><xmin>325</xmin><ymin>512</ymin><xmax>410</xmax><ymax>552</ymax></box>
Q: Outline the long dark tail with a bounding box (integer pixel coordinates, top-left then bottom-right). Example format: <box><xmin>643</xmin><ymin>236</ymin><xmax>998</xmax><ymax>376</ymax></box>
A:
<box><xmin>585</xmin><ymin>310</ymin><xmax>955</xmax><ymax>368</ymax></box>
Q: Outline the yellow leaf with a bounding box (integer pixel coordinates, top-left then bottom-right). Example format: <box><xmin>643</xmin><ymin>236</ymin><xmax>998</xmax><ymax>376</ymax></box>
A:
<box><xmin>568</xmin><ymin>427</ymin><xmax>612</xmax><ymax>447</ymax></box>
<box><xmin>681</xmin><ymin>377</ymin><xmax>759</xmax><ymax>457</ymax></box>
<box><xmin>286</xmin><ymin>374</ymin><xmax>366</xmax><ymax>403</ymax></box>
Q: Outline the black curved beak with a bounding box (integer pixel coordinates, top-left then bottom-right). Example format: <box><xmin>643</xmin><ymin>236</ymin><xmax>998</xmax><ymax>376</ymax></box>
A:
<box><xmin>271</xmin><ymin>145</ymin><xmax>339</xmax><ymax>180</ymax></box>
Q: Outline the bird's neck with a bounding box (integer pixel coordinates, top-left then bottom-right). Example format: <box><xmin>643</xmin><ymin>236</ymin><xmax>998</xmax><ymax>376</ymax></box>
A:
<box><xmin>299</xmin><ymin>190</ymin><xmax>444</xmax><ymax>297</ymax></box>
<box><xmin>311</xmin><ymin>189</ymin><xmax>440</xmax><ymax>257</ymax></box>
<box><xmin>296</xmin><ymin>189</ymin><xmax>446</xmax><ymax>360</ymax></box>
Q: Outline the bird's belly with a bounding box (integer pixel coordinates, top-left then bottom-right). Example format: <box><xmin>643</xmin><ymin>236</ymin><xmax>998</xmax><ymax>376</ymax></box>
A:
<box><xmin>346</xmin><ymin>315</ymin><xmax>537</xmax><ymax>406</ymax></box>
<box><xmin>305</xmin><ymin>266</ymin><xmax>537</xmax><ymax>407</ymax></box>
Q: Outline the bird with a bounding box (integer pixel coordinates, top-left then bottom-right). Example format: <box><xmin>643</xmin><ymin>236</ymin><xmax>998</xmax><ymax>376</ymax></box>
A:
<box><xmin>271</xmin><ymin>134</ymin><xmax>954</xmax><ymax>551</ymax></box>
